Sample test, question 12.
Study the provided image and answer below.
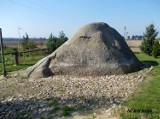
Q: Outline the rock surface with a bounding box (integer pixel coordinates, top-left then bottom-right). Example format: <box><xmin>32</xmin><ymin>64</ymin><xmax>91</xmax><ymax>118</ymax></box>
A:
<box><xmin>20</xmin><ymin>22</ymin><xmax>143</xmax><ymax>78</ymax></box>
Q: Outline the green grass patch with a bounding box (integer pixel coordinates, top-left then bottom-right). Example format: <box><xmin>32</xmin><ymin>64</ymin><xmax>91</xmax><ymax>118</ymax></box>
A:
<box><xmin>0</xmin><ymin>51</ymin><xmax>46</xmax><ymax>75</ymax></box>
<box><xmin>49</xmin><ymin>99</ymin><xmax>59</xmax><ymax>108</ymax></box>
<box><xmin>121</xmin><ymin>53</ymin><xmax>160</xmax><ymax>118</ymax></box>
<box><xmin>20</xmin><ymin>76</ymin><xmax>29</xmax><ymax>79</ymax></box>
<box><xmin>48</xmin><ymin>99</ymin><xmax>75</xmax><ymax>117</ymax></box>
<box><xmin>62</xmin><ymin>106</ymin><xmax>75</xmax><ymax>116</ymax></box>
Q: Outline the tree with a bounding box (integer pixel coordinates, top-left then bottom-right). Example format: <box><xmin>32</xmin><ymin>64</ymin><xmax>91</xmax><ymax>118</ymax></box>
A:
<box><xmin>59</xmin><ymin>31</ymin><xmax>68</xmax><ymax>41</ymax></box>
<box><xmin>47</xmin><ymin>33</ymin><xmax>57</xmax><ymax>53</ymax></box>
<box><xmin>47</xmin><ymin>31</ymin><xmax>68</xmax><ymax>53</ymax></box>
<box><xmin>21</xmin><ymin>33</ymin><xmax>37</xmax><ymax>50</ymax></box>
<box><xmin>56</xmin><ymin>31</ymin><xmax>68</xmax><ymax>48</ymax></box>
<box><xmin>21</xmin><ymin>33</ymin><xmax>29</xmax><ymax>50</ymax></box>
<box><xmin>152</xmin><ymin>40</ymin><xmax>160</xmax><ymax>58</ymax></box>
<box><xmin>127</xmin><ymin>36</ymin><xmax>130</xmax><ymax>40</ymax></box>
<box><xmin>140</xmin><ymin>24</ymin><xmax>158</xmax><ymax>55</ymax></box>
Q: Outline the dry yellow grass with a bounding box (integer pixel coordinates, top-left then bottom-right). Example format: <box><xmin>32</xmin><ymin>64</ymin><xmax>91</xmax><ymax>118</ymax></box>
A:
<box><xmin>4</xmin><ymin>41</ymin><xmax>47</xmax><ymax>49</ymax></box>
<box><xmin>126</xmin><ymin>40</ymin><xmax>142</xmax><ymax>52</ymax></box>
<box><xmin>4</xmin><ymin>40</ymin><xmax>142</xmax><ymax>52</ymax></box>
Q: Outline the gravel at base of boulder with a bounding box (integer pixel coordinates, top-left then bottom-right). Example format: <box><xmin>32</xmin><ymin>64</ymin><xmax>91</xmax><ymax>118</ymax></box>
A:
<box><xmin>0</xmin><ymin>67</ymin><xmax>152</xmax><ymax>119</ymax></box>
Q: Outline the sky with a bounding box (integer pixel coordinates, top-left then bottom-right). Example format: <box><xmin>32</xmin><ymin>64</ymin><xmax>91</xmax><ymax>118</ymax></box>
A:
<box><xmin>0</xmin><ymin>0</ymin><xmax>160</xmax><ymax>38</ymax></box>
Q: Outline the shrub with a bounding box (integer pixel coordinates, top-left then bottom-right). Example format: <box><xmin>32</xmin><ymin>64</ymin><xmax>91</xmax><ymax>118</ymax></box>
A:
<box><xmin>152</xmin><ymin>40</ymin><xmax>160</xmax><ymax>58</ymax></box>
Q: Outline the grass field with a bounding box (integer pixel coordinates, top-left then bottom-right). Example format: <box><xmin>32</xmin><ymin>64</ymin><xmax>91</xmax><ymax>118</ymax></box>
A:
<box><xmin>121</xmin><ymin>53</ymin><xmax>160</xmax><ymax>118</ymax></box>
<box><xmin>0</xmin><ymin>49</ymin><xmax>47</xmax><ymax>75</ymax></box>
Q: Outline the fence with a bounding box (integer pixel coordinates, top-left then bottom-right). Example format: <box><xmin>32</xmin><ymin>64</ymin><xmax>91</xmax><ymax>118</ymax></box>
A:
<box><xmin>0</xmin><ymin>49</ymin><xmax>48</xmax><ymax>75</ymax></box>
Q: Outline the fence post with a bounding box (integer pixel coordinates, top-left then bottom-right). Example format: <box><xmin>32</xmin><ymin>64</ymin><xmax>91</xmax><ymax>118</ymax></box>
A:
<box><xmin>0</xmin><ymin>28</ymin><xmax>7</xmax><ymax>76</ymax></box>
<box><xmin>13</xmin><ymin>48</ymin><xmax>19</xmax><ymax>65</ymax></box>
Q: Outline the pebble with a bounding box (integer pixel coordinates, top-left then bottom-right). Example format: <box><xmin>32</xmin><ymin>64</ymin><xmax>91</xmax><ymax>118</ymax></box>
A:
<box><xmin>0</xmin><ymin>67</ymin><xmax>151</xmax><ymax>118</ymax></box>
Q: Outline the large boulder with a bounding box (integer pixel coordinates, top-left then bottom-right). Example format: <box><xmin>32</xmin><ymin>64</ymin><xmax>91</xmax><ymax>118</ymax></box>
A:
<box><xmin>20</xmin><ymin>22</ymin><xmax>143</xmax><ymax>78</ymax></box>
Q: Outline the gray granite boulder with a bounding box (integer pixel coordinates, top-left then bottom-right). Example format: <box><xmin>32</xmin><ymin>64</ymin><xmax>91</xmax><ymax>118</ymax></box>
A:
<box><xmin>20</xmin><ymin>22</ymin><xmax>142</xmax><ymax>78</ymax></box>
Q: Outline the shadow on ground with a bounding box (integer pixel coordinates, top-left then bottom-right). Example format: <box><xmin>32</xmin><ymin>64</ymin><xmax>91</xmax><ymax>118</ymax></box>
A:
<box><xmin>0</xmin><ymin>96</ymin><xmax>121</xmax><ymax>119</ymax></box>
<box><xmin>142</xmin><ymin>60</ymin><xmax>159</xmax><ymax>67</ymax></box>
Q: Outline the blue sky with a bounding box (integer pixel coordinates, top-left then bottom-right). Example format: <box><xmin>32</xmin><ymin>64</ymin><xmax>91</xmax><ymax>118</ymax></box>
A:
<box><xmin>0</xmin><ymin>0</ymin><xmax>160</xmax><ymax>38</ymax></box>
